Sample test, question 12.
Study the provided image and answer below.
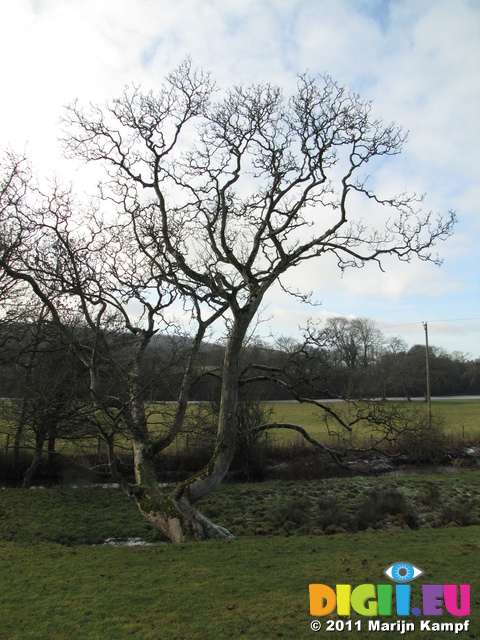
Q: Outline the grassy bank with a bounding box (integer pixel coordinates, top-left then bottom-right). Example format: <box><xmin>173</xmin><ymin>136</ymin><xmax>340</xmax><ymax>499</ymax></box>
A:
<box><xmin>0</xmin><ymin>529</ymin><xmax>478</xmax><ymax>639</ymax></box>
<box><xmin>1</xmin><ymin>472</ymin><xmax>479</xmax><ymax>638</ymax></box>
<box><xmin>2</xmin><ymin>472</ymin><xmax>479</xmax><ymax>543</ymax></box>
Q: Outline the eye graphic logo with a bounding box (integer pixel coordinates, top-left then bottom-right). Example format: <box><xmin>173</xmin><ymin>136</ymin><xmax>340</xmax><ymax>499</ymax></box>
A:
<box><xmin>384</xmin><ymin>562</ymin><xmax>424</xmax><ymax>583</ymax></box>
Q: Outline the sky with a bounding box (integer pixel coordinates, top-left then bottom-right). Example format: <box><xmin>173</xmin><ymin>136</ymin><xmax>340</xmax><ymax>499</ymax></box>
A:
<box><xmin>1</xmin><ymin>0</ymin><xmax>479</xmax><ymax>357</ymax></box>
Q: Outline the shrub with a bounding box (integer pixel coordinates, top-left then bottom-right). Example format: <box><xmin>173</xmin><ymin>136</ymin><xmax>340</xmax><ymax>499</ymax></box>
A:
<box><xmin>271</xmin><ymin>496</ymin><xmax>312</xmax><ymax>527</ymax></box>
<box><xmin>396</xmin><ymin>416</ymin><xmax>447</xmax><ymax>464</ymax></box>
<box><xmin>355</xmin><ymin>488</ymin><xmax>417</xmax><ymax>530</ymax></box>
<box><xmin>440</xmin><ymin>499</ymin><xmax>479</xmax><ymax>526</ymax></box>
<box><xmin>316</xmin><ymin>495</ymin><xmax>354</xmax><ymax>531</ymax></box>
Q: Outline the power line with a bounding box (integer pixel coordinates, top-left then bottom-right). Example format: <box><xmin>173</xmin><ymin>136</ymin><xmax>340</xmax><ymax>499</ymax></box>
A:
<box><xmin>426</xmin><ymin>317</ymin><xmax>480</xmax><ymax>323</ymax></box>
<box><xmin>385</xmin><ymin>317</ymin><xmax>480</xmax><ymax>329</ymax></box>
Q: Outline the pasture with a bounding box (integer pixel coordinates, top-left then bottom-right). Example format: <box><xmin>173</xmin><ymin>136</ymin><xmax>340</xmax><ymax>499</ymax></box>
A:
<box><xmin>1</xmin><ymin>399</ymin><xmax>478</xmax><ymax>460</ymax></box>
<box><xmin>150</xmin><ymin>398</ymin><xmax>480</xmax><ymax>456</ymax></box>
<box><xmin>267</xmin><ymin>398</ymin><xmax>480</xmax><ymax>443</ymax></box>
<box><xmin>0</xmin><ymin>399</ymin><xmax>478</xmax><ymax>638</ymax></box>
<box><xmin>0</xmin><ymin>471</ymin><xmax>479</xmax><ymax>639</ymax></box>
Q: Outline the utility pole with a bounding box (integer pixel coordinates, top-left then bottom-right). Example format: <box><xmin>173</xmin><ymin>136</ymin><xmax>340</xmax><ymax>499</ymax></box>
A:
<box><xmin>422</xmin><ymin>321</ymin><xmax>432</xmax><ymax>429</ymax></box>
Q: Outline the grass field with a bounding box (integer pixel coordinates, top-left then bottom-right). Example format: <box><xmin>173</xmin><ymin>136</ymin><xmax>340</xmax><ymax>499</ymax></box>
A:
<box><xmin>267</xmin><ymin>399</ymin><xmax>480</xmax><ymax>444</ymax></box>
<box><xmin>1</xmin><ymin>400</ymin><xmax>478</xmax><ymax>640</ymax></box>
<box><xmin>1</xmin><ymin>529</ymin><xmax>478</xmax><ymax>640</ymax></box>
<box><xmin>0</xmin><ymin>472</ymin><xmax>479</xmax><ymax>639</ymax></box>
<box><xmin>1</xmin><ymin>399</ymin><xmax>478</xmax><ymax>458</ymax></box>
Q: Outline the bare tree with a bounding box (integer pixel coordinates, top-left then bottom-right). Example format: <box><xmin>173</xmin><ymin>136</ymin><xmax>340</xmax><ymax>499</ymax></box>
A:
<box><xmin>0</xmin><ymin>145</ymin><xmax>229</xmax><ymax>536</ymax></box>
<box><xmin>351</xmin><ymin>317</ymin><xmax>384</xmax><ymax>370</ymax></box>
<box><xmin>321</xmin><ymin>317</ymin><xmax>360</xmax><ymax>371</ymax></box>
<box><xmin>1</xmin><ymin>60</ymin><xmax>455</xmax><ymax>541</ymax></box>
<box><xmin>231</xmin><ymin>325</ymin><xmax>449</xmax><ymax>479</ymax></box>
<box><xmin>60</xmin><ymin>60</ymin><xmax>455</xmax><ymax>540</ymax></box>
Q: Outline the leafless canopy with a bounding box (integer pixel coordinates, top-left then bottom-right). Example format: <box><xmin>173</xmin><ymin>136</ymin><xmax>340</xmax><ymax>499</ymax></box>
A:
<box><xmin>61</xmin><ymin>58</ymin><xmax>455</xmax><ymax>318</ymax></box>
<box><xmin>0</xmin><ymin>59</ymin><xmax>456</xmax><ymax>541</ymax></box>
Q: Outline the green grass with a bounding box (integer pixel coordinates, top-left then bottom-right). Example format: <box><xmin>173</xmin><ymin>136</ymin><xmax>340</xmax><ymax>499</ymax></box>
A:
<box><xmin>1</xmin><ymin>399</ymin><xmax>478</xmax><ymax>457</ymax></box>
<box><xmin>268</xmin><ymin>399</ymin><xmax>480</xmax><ymax>443</ymax></box>
<box><xmin>197</xmin><ymin>472</ymin><xmax>480</xmax><ymax>536</ymax></box>
<box><xmin>0</xmin><ymin>487</ymin><xmax>164</xmax><ymax>545</ymax></box>
<box><xmin>2</xmin><ymin>473</ymin><xmax>479</xmax><ymax>543</ymax></box>
<box><xmin>0</xmin><ymin>473</ymin><xmax>479</xmax><ymax>638</ymax></box>
<box><xmin>0</xmin><ymin>529</ymin><xmax>478</xmax><ymax>639</ymax></box>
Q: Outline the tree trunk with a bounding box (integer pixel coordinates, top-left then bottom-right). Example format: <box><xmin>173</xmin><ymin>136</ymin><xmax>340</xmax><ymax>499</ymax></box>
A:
<box><xmin>172</xmin><ymin>308</ymin><xmax>257</xmax><ymax>505</ymax></box>
<box><xmin>131</xmin><ymin>438</ymin><xmax>232</xmax><ymax>541</ymax></box>
<box><xmin>14</xmin><ymin>310</ymin><xmax>46</xmax><ymax>475</ymax></box>
<box><xmin>47</xmin><ymin>428</ymin><xmax>57</xmax><ymax>465</ymax></box>
<box><xmin>22</xmin><ymin>430</ymin><xmax>46</xmax><ymax>488</ymax></box>
<box><xmin>13</xmin><ymin>406</ymin><xmax>27</xmax><ymax>476</ymax></box>
<box><xmin>118</xmin><ymin>331</ymin><xmax>229</xmax><ymax>541</ymax></box>
<box><xmin>127</xmin><ymin>305</ymin><xmax>259</xmax><ymax>542</ymax></box>
<box><xmin>135</xmin><ymin>487</ymin><xmax>232</xmax><ymax>542</ymax></box>
<box><xmin>103</xmin><ymin>433</ymin><xmax>131</xmax><ymax>493</ymax></box>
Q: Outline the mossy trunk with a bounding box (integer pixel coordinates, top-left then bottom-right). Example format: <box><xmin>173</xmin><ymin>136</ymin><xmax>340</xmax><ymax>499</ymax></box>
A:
<box><xmin>129</xmin><ymin>305</ymin><xmax>260</xmax><ymax>542</ymax></box>
<box><xmin>134</xmin><ymin>485</ymin><xmax>232</xmax><ymax>542</ymax></box>
<box><xmin>132</xmin><ymin>439</ymin><xmax>232</xmax><ymax>542</ymax></box>
<box><xmin>175</xmin><ymin>312</ymin><xmax>254</xmax><ymax>504</ymax></box>
<box><xmin>127</xmin><ymin>353</ymin><xmax>230</xmax><ymax>542</ymax></box>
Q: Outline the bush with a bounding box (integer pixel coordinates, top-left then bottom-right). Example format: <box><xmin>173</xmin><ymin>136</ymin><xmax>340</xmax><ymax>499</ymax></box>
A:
<box><xmin>355</xmin><ymin>488</ymin><xmax>418</xmax><ymax>530</ymax></box>
<box><xmin>316</xmin><ymin>495</ymin><xmax>354</xmax><ymax>531</ymax></box>
<box><xmin>396</xmin><ymin>416</ymin><xmax>447</xmax><ymax>464</ymax></box>
<box><xmin>271</xmin><ymin>496</ymin><xmax>312</xmax><ymax>527</ymax></box>
<box><xmin>440</xmin><ymin>499</ymin><xmax>479</xmax><ymax>526</ymax></box>
<box><xmin>185</xmin><ymin>396</ymin><xmax>273</xmax><ymax>481</ymax></box>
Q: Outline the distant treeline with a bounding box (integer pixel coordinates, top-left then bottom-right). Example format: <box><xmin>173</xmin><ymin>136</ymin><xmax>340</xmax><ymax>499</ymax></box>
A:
<box><xmin>1</xmin><ymin>314</ymin><xmax>478</xmax><ymax>487</ymax></box>
<box><xmin>1</xmin><ymin>315</ymin><xmax>478</xmax><ymax>404</ymax></box>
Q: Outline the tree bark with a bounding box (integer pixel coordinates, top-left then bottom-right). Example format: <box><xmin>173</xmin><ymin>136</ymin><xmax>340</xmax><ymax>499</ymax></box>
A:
<box><xmin>172</xmin><ymin>307</ymin><xmax>258</xmax><ymax>506</ymax></box>
<box><xmin>22</xmin><ymin>430</ymin><xmax>46</xmax><ymax>488</ymax></box>
<box><xmin>13</xmin><ymin>311</ymin><xmax>46</xmax><ymax>475</ymax></box>
<box><xmin>124</xmin><ymin>306</ymin><xmax>260</xmax><ymax>542</ymax></box>
<box><xmin>13</xmin><ymin>404</ymin><xmax>27</xmax><ymax>477</ymax></box>
<box><xmin>131</xmin><ymin>437</ymin><xmax>232</xmax><ymax>541</ymax></box>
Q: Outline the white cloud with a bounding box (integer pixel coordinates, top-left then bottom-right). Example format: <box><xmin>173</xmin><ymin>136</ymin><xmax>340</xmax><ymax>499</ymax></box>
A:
<box><xmin>0</xmin><ymin>0</ymin><xmax>478</xmax><ymax>356</ymax></box>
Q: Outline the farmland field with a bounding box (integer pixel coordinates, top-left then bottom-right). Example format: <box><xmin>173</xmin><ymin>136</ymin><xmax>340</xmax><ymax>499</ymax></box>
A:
<box><xmin>0</xmin><ymin>472</ymin><xmax>479</xmax><ymax>639</ymax></box>
<box><xmin>1</xmin><ymin>398</ymin><xmax>478</xmax><ymax>458</ymax></box>
<box><xmin>266</xmin><ymin>398</ymin><xmax>480</xmax><ymax>443</ymax></box>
